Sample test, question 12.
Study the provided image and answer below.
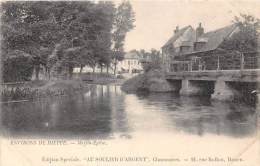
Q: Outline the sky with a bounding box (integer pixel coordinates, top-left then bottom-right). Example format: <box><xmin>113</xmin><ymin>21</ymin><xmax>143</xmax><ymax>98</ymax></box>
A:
<box><xmin>122</xmin><ymin>0</ymin><xmax>260</xmax><ymax>52</ymax></box>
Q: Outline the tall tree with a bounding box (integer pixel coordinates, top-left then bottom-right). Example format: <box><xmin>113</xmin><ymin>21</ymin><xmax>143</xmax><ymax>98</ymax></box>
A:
<box><xmin>112</xmin><ymin>1</ymin><xmax>135</xmax><ymax>75</ymax></box>
<box><xmin>92</xmin><ymin>1</ymin><xmax>115</xmax><ymax>73</ymax></box>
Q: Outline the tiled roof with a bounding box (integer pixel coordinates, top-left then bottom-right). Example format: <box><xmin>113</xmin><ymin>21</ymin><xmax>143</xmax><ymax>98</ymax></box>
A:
<box><xmin>163</xmin><ymin>24</ymin><xmax>239</xmax><ymax>56</ymax></box>
<box><xmin>162</xmin><ymin>26</ymin><xmax>191</xmax><ymax>48</ymax></box>
<box><xmin>193</xmin><ymin>24</ymin><xmax>238</xmax><ymax>53</ymax></box>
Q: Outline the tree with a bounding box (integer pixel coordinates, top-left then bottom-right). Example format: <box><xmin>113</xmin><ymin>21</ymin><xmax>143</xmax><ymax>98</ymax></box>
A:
<box><xmin>3</xmin><ymin>50</ymin><xmax>33</xmax><ymax>82</ymax></box>
<box><xmin>4</xmin><ymin>2</ymin><xmax>63</xmax><ymax>80</ymax></box>
<box><xmin>1</xmin><ymin>1</ymin><xmax>63</xmax><ymax>81</ymax></box>
<box><xmin>47</xmin><ymin>1</ymin><xmax>93</xmax><ymax>78</ymax></box>
<box><xmin>2</xmin><ymin>1</ymin><xmax>117</xmax><ymax>81</ymax></box>
<box><xmin>112</xmin><ymin>1</ymin><xmax>135</xmax><ymax>75</ymax></box>
<box><xmin>92</xmin><ymin>1</ymin><xmax>115</xmax><ymax>73</ymax></box>
<box><xmin>220</xmin><ymin>14</ymin><xmax>259</xmax><ymax>53</ymax></box>
<box><xmin>50</xmin><ymin>1</ymin><xmax>115</xmax><ymax>76</ymax></box>
<box><xmin>138</xmin><ymin>49</ymin><xmax>162</xmax><ymax>72</ymax></box>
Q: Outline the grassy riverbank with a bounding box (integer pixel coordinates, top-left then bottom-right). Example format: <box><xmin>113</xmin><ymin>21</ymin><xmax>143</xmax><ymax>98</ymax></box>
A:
<box><xmin>1</xmin><ymin>71</ymin><xmax>127</xmax><ymax>103</ymax></box>
<box><xmin>1</xmin><ymin>80</ymin><xmax>92</xmax><ymax>102</ymax></box>
<box><xmin>121</xmin><ymin>69</ymin><xmax>178</xmax><ymax>93</ymax></box>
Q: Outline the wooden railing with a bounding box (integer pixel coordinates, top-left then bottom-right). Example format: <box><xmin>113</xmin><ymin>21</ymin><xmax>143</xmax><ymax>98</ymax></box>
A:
<box><xmin>169</xmin><ymin>52</ymin><xmax>259</xmax><ymax>72</ymax></box>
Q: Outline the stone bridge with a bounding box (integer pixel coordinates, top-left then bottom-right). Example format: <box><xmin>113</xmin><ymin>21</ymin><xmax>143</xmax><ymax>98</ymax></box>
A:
<box><xmin>165</xmin><ymin>69</ymin><xmax>260</xmax><ymax>101</ymax></box>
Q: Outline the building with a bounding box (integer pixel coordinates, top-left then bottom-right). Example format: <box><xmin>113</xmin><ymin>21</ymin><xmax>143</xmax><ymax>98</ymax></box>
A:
<box><xmin>117</xmin><ymin>51</ymin><xmax>143</xmax><ymax>74</ymax></box>
<box><xmin>73</xmin><ymin>50</ymin><xmax>144</xmax><ymax>75</ymax></box>
<box><xmin>162</xmin><ymin>25</ymin><xmax>195</xmax><ymax>71</ymax></box>
<box><xmin>161</xmin><ymin>23</ymin><xmax>256</xmax><ymax>72</ymax></box>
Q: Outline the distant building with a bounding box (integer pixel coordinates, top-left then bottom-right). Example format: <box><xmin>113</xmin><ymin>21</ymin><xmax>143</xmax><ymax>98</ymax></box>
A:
<box><xmin>117</xmin><ymin>51</ymin><xmax>143</xmax><ymax>74</ymax></box>
<box><xmin>73</xmin><ymin>51</ymin><xmax>143</xmax><ymax>75</ymax></box>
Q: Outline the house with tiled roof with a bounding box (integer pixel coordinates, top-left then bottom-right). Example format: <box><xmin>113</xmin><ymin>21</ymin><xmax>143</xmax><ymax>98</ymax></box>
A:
<box><xmin>117</xmin><ymin>51</ymin><xmax>143</xmax><ymax>74</ymax></box>
<box><xmin>161</xmin><ymin>23</ymin><xmax>253</xmax><ymax>72</ymax></box>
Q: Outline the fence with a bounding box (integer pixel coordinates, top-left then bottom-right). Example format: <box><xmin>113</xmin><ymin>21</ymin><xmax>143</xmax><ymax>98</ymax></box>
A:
<box><xmin>169</xmin><ymin>52</ymin><xmax>259</xmax><ymax>72</ymax></box>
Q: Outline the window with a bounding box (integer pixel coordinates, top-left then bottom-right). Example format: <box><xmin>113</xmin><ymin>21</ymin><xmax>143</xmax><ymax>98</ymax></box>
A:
<box><xmin>194</xmin><ymin>42</ymin><xmax>206</xmax><ymax>51</ymax></box>
<box><xmin>180</xmin><ymin>46</ymin><xmax>190</xmax><ymax>53</ymax></box>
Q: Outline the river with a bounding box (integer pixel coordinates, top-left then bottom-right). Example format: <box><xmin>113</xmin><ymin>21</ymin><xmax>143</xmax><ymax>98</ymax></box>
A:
<box><xmin>2</xmin><ymin>85</ymin><xmax>259</xmax><ymax>166</ymax></box>
<box><xmin>1</xmin><ymin>84</ymin><xmax>257</xmax><ymax>139</ymax></box>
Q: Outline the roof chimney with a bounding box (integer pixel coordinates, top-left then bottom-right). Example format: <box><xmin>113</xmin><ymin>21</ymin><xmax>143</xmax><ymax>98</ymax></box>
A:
<box><xmin>196</xmin><ymin>23</ymin><xmax>204</xmax><ymax>39</ymax></box>
<box><xmin>174</xmin><ymin>26</ymin><xmax>179</xmax><ymax>34</ymax></box>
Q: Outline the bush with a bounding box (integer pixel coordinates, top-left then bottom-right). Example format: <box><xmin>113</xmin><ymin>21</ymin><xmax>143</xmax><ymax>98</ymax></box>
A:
<box><xmin>121</xmin><ymin>69</ymin><xmax>177</xmax><ymax>93</ymax></box>
<box><xmin>142</xmin><ymin>55</ymin><xmax>163</xmax><ymax>73</ymax></box>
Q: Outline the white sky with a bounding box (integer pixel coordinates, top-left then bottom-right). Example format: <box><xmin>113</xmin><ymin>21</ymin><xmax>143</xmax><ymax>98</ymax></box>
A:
<box><xmin>122</xmin><ymin>0</ymin><xmax>260</xmax><ymax>52</ymax></box>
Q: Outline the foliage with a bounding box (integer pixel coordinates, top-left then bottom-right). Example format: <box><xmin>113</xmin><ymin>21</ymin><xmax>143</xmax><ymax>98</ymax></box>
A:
<box><xmin>112</xmin><ymin>1</ymin><xmax>135</xmax><ymax>74</ymax></box>
<box><xmin>3</xmin><ymin>50</ymin><xmax>34</xmax><ymax>82</ymax></box>
<box><xmin>138</xmin><ymin>49</ymin><xmax>162</xmax><ymax>72</ymax></box>
<box><xmin>220</xmin><ymin>14</ymin><xmax>259</xmax><ymax>53</ymax></box>
<box><xmin>1</xmin><ymin>1</ymin><xmax>119</xmax><ymax>81</ymax></box>
<box><xmin>1</xmin><ymin>80</ymin><xmax>86</xmax><ymax>102</ymax></box>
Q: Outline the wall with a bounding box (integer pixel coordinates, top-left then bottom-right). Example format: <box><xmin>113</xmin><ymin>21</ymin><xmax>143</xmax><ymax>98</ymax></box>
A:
<box><xmin>117</xmin><ymin>58</ymin><xmax>143</xmax><ymax>74</ymax></box>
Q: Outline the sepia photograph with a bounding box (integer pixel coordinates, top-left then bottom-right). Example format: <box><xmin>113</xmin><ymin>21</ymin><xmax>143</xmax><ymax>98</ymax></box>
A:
<box><xmin>0</xmin><ymin>0</ymin><xmax>259</xmax><ymax>166</ymax></box>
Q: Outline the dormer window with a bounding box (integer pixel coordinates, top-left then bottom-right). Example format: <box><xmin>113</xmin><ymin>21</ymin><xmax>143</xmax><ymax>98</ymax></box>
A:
<box><xmin>180</xmin><ymin>46</ymin><xmax>190</xmax><ymax>53</ymax></box>
<box><xmin>179</xmin><ymin>41</ymin><xmax>192</xmax><ymax>53</ymax></box>
<box><xmin>194</xmin><ymin>37</ymin><xmax>207</xmax><ymax>51</ymax></box>
<box><xmin>194</xmin><ymin>42</ymin><xmax>205</xmax><ymax>51</ymax></box>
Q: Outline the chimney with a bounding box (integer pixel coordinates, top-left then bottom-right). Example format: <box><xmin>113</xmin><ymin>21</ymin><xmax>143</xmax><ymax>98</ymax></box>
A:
<box><xmin>174</xmin><ymin>26</ymin><xmax>179</xmax><ymax>34</ymax></box>
<box><xmin>196</xmin><ymin>23</ymin><xmax>204</xmax><ymax>39</ymax></box>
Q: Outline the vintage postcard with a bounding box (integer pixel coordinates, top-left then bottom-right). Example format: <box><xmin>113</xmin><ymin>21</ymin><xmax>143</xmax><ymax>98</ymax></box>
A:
<box><xmin>0</xmin><ymin>0</ymin><xmax>259</xmax><ymax>166</ymax></box>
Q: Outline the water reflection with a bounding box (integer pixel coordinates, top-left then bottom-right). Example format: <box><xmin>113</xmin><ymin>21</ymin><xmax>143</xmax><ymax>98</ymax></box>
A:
<box><xmin>1</xmin><ymin>85</ymin><xmax>257</xmax><ymax>139</ymax></box>
<box><xmin>135</xmin><ymin>93</ymin><xmax>256</xmax><ymax>137</ymax></box>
